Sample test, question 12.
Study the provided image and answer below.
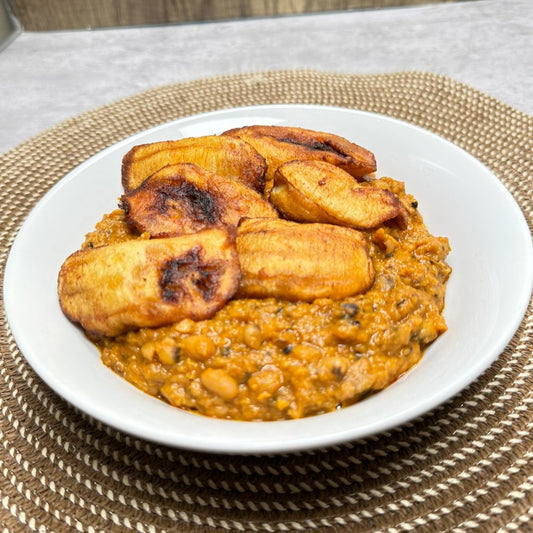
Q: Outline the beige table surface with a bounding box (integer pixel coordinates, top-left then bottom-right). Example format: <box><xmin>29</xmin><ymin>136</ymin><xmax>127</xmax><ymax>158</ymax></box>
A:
<box><xmin>0</xmin><ymin>0</ymin><xmax>531</xmax><ymax>155</ymax></box>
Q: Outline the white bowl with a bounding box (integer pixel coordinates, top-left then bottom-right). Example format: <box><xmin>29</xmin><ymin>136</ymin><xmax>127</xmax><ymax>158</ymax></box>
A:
<box><xmin>4</xmin><ymin>105</ymin><xmax>532</xmax><ymax>454</ymax></box>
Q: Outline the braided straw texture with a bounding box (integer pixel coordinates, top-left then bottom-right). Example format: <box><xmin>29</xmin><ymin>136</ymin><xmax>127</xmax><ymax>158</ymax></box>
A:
<box><xmin>0</xmin><ymin>71</ymin><xmax>531</xmax><ymax>532</ymax></box>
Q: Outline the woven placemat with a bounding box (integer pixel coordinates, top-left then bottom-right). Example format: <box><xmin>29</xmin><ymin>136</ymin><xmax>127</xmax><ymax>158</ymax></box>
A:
<box><xmin>0</xmin><ymin>70</ymin><xmax>531</xmax><ymax>532</ymax></box>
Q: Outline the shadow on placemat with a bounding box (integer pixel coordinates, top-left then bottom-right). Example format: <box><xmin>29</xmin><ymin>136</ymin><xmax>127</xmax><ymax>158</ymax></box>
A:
<box><xmin>0</xmin><ymin>70</ymin><xmax>531</xmax><ymax>532</ymax></box>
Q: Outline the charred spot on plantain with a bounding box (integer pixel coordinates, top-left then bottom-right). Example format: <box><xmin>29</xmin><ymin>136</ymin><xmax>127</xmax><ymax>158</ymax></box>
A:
<box><xmin>193</xmin><ymin>264</ymin><xmax>223</xmax><ymax>301</ymax></box>
<box><xmin>277</xmin><ymin>136</ymin><xmax>340</xmax><ymax>155</ymax></box>
<box><xmin>159</xmin><ymin>246</ymin><xmax>222</xmax><ymax>303</ymax></box>
<box><xmin>118</xmin><ymin>197</ymin><xmax>130</xmax><ymax>217</ymax></box>
<box><xmin>159</xmin><ymin>248</ymin><xmax>199</xmax><ymax>302</ymax></box>
<box><xmin>155</xmin><ymin>179</ymin><xmax>220</xmax><ymax>224</ymax></box>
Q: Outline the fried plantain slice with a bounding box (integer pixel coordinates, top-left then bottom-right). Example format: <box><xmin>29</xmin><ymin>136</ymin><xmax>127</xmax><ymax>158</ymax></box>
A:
<box><xmin>121</xmin><ymin>135</ymin><xmax>267</xmax><ymax>193</ymax></box>
<box><xmin>270</xmin><ymin>160</ymin><xmax>406</xmax><ymax>229</ymax></box>
<box><xmin>236</xmin><ymin>218</ymin><xmax>374</xmax><ymax>301</ymax></box>
<box><xmin>58</xmin><ymin>228</ymin><xmax>240</xmax><ymax>337</ymax></box>
<box><xmin>223</xmin><ymin>125</ymin><xmax>376</xmax><ymax>193</ymax></box>
<box><xmin>120</xmin><ymin>163</ymin><xmax>278</xmax><ymax>238</ymax></box>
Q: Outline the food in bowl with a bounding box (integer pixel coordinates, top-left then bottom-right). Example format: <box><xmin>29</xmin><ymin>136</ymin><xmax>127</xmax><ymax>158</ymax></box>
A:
<box><xmin>58</xmin><ymin>126</ymin><xmax>451</xmax><ymax>421</ymax></box>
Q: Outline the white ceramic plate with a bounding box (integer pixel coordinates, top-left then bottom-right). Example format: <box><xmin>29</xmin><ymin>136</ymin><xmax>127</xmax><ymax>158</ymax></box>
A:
<box><xmin>4</xmin><ymin>105</ymin><xmax>533</xmax><ymax>454</ymax></box>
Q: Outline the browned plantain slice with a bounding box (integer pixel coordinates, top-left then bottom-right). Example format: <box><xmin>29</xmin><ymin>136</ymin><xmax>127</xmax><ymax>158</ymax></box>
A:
<box><xmin>236</xmin><ymin>218</ymin><xmax>374</xmax><ymax>301</ymax></box>
<box><xmin>122</xmin><ymin>135</ymin><xmax>267</xmax><ymax>193</ymax></box>
<box><xmin>58</xmin><ymin>228</ymin><xmax>240</xmax><ymax>337</ymax></box>
<box><xmin>120</xmin><ymin>163</ymin><xmax>278</xmax><ymax>238</ymax></box>
<box><xmin>270</xmin><ymin>160</ymin><xmax>406</xmax><ymax>229</ymax></box>
<box><xmin>223</xmin><ymin>125</ymin><xmax>376</xmax><ymax>193</ymax></box>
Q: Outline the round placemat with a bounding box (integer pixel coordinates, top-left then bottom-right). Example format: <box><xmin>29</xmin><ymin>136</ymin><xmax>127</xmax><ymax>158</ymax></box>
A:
<box><xmin>0</xmin><ymin>70</ymin><xmax>531</xmax><ymax>532</ymax></box>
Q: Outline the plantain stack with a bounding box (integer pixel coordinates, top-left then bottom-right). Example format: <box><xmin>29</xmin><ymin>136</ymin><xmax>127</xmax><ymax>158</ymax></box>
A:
<box><xmin>58</xmin><ymin>228</ymin><xmax>240</xmax><ymax>336</ymax></box>
<box><xmin>270</xmin><ymin>159</ymin><xmax>407</xmax><ymax>229</ymax></box>
<box><xmin>236</xmin><ymin>218</ymin><xmax>374</xmax><ymax>301</ymax></box>
<box><xmin>58</xmin><ymin>125</ymin><xmax>408</xmax><ymax>336</ymax></box>
<box><xmin>223</xmin><ymin>125</ymin><xmax>376</xmax><ymax>194</ymax></box>
<box><xmin>120</xmin><ymin>162</ymin><xmax>278</xmax><ymax>238</ymax></box>
<box><xmin>122</xmin><ymin>135</ymin><xmax>267</xmax><ymax>193</ymax></box>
